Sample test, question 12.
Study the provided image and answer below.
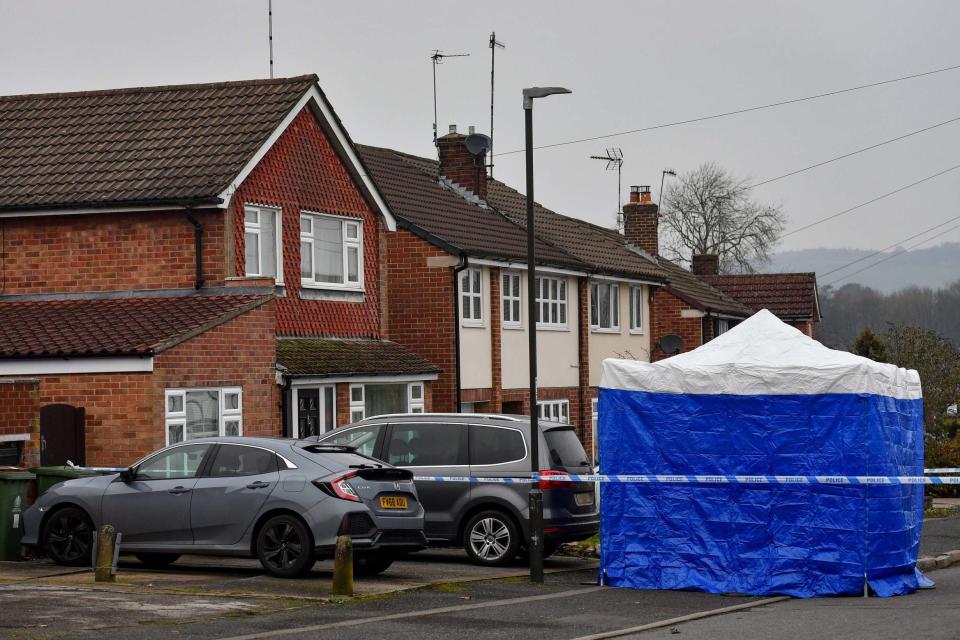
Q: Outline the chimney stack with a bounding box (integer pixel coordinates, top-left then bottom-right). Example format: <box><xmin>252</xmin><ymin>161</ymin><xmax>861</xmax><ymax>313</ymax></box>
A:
<box><xmin>623</xmin><ymin>185</ymin><xmax>659</xmax><ymax>256</ymax></box>
<box><xmin>436</xmin><ymin>124</ymin><xmax>489</xmax><ymax>198</ymax></box>
<box><xmin>691</xmin><ymin>254</ymin><xmax>720</xmax><ymax>276</ymax></box>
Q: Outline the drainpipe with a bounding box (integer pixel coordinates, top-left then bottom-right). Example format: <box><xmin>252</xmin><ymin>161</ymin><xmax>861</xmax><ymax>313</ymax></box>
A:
<box><xmin>452</xmin><ymin>255</ymin><xmax>469</xmax><ymax>412</ymax></box>
<box><xmin>185</xmin><ymin>209</ymin><xmax>204</xmax><ymax>290</ymax></box>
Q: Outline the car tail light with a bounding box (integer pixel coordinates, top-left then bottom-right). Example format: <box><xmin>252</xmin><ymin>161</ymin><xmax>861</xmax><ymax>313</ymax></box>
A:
<box><xmin>312</xmin><ymin>472</ymin><xmax>362</xmax><ymax>502</ymax></box>
<box><xmin>538</xmin><ymin>469</ymin><xmax>572</xmax><ymax>491</ymax></box>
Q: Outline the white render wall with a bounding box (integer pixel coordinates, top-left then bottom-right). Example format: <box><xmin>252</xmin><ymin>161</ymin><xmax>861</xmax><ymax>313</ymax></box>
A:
<box><xmin>501</xmin><ymin>273</ymin><xmax>579</xmax><ymax>390</ymax></box>
<box><xmin>459</xmin><ymin>266</ymin><xmax>493</xmax><ymax>390</ymax></box>
<box><xmin>588</xmin><ymin>282</ymin><xmax>651</xmax><ymax>386</ymax></box>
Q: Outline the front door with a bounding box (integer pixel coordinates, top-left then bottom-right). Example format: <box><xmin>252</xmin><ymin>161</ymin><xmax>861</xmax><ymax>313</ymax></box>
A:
<box><xmin>294</xmin><ymin>386</ymin><xmax>336</xmax><ymax>438</ymax></box>
<box><xmin>384</xmin><ymin>422</ymin><xmax>469</xmax><ymax>540</ymax></box>
<box><xmin>191</xmin><ymin>444</ymin><xmax>281</xmax><ymax>546</ymax></box>
<box><xmin>40</xmin><ymin>404</ymin><xmax>85</xmax><ymax>466</ymax></box>
<box><xmin>101</xmin><ymin>443</ymin><xmax>213</xmax><ymax>546</ymax></box>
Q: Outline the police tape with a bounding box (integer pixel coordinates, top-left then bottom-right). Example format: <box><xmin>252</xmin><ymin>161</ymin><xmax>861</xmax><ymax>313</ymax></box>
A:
<box><xmin>412</xmin><ymin>474</ymin><xmax>960</xmax><ymax>485</ymax></box>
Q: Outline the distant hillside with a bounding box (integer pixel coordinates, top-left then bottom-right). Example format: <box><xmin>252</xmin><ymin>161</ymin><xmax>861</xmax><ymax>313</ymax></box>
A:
<box><xmin>768</xmin><ymin>242</ymin><xmax>960</xmax><ymax>293</ymax></box>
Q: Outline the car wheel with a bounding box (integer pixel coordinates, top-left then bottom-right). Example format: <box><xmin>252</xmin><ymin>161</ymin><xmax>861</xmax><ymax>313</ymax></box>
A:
<box><xmin>135</xmin><ymin>553</ymin><xmax>180</xmax><ymax>569</ymax></box>
<box><xmin>256</xmin><ymin>515</ymin><xmax>314</xmax><ymax>578</ymax></box>
<box><xmin>463</xmin><ymin>510</ymin><xmax>520</xmax><ymax>566</ymax></box>
<box><xmin>42</xmin><ymin>506</ymin><xmax>94</xmax><ymax>567</ymax></box>
<box><xmin>354</xmin><ymin>552</ymin><xmax>394</xmax><ymax>576</ymax></box>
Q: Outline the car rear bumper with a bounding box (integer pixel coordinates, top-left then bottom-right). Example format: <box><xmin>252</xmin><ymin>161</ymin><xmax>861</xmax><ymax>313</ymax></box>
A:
<box><xmin>315</xmin><ymin>529</ymin><xmax>428</xmax><ymax>557</ymax></box>
<box><xmin>543</xmin><ymin>517</ymin><xmax>600</xmax><ymax>543</ymax></box>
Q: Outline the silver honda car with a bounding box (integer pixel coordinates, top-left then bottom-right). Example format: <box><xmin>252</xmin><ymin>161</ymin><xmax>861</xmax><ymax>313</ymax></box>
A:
<box><xmin>21</xmin><ymin>437</ymin><xmax>426</xmax><ymax>578</ymax></box>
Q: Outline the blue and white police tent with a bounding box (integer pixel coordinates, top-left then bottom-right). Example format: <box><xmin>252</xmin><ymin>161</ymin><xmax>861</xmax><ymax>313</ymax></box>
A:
<box><xmin>598</xmin><ymin>309</ymin><xmax>925</xmax><ymax>597</ymax></box>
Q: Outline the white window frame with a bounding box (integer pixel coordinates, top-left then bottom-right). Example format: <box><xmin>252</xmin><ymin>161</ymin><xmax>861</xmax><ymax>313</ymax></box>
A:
<box><xmin>502</xmin><ymin>271</ymin><xmax>522</xmax><ymax>328</ymax></box>
<box><xmin>243</xmin><ymin>205</ymin><xmax>283</xmax><ymax>284</ymax></box>
<box><xmin>537</xmin><ymin>399</ymin><xmax>570</xmax><ymax>423</ymax></box>
<box><xmin>717</xmin><ymin>318</ymin><xmax>732</xmax><ymax>335</ymax></box>
<box><xmin>349</xmin><ymin>381</ymin><xmax>425</xmax><ymax>421</ymax></box>
<box><xmin>535</xmin><ymin>276</ymin><xmax>568</xmax><ymax>330</ymax></box>
<box><xmin>460</xmin><ymin>267</ymin><xmax>483</xmax><ymax>327</ymax></box>
<box><xmin>629</xmin><ymin>286</ymin><xmax>644</xmax><ymax>334</ymax></box>
<box><xmin>164</xmin><ymin>387</ymin><xmax>242</xmax><ymax>446</ymax></box>
<box><xmin>591</xmin><ymin>397</ymin><xmax>599</xmax><ymax>466</ymax></box>
<box><xmin>590</xmin><ymin>282</ymin><xmax>620</xmax><ymax>333</ymax></box>
<box><xmin>299</xmin><ymin>211</ymin><xmax>363</xmax><ymax>291</ymax></box>
<box><xmin>291</xmin><ymin>384</ymin><xmax>337</xmax><ymax>438</ymax></box>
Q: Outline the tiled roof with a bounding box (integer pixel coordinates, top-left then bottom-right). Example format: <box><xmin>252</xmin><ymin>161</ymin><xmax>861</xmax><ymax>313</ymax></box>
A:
<box><xmin>0</xmin><ymin>76</ymin><xmax>315</xmax><ymax>210</ymax></box>
<box><xmin>0</xmin><ymin>294</ymin><xmax>272</xmax><ymax>358</ymax></box>
<box><xmin>701</xmin><ymin>273</ymin><xmax>820</xmax><ymax>319</ymax></box>
<box><xmin>276</xmin><ymin>338</ymin><xmax>440</xmax><ymax>377</ymax></box>
<box><xmin>357</xmin><ymin>145</ymin><xmax>585</xmax><ymax>270</ymax></box>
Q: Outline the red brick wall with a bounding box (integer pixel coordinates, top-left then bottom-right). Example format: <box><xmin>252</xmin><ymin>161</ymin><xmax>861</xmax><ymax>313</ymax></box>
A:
<box><xmin>12</xmin><ymin>302</ymin><xmax>278</xmax><ymax>466</ymax></box>
<box><xmin>489</xmin><ymin>267</ymin><xmax>503</xmax><ymax>413</ymax></box>
<box><xmin>651</xmin><ymin>288</ymin><xmax>703</xmax><ymax>361</ymax></box>
<box><xmin>0</xmin><ymin>209</ymin><xmax>226</xmax><ymax>295</ymax></box>
<box><xmin>385</xmin><ymin>229</ymin><xmax>457</xmax><ymax>412</ymax></box>
<box><xmin>232</xmin><ymin>108</ymin><xmax>384</xmax><ymax>338</ymax></box>
<box><xmin>576</xmin><ymin>277</ymin><xmax>591</xmax><ymax>450</ymax></box>
<box><xmin>0</xmin><ymin>380</ymin><xmax>40</xmax><ymax>467</ymax></box>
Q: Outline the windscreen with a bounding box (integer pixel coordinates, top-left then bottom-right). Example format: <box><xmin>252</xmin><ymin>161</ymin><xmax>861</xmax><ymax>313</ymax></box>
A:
<box><xmin>544</xmin><ymin>427</ymin><xmax>589</xmax><ymax>468</ymax></box>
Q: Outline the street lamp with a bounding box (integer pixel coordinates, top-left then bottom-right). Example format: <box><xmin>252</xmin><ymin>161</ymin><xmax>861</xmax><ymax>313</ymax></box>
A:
<box><xmin>523</xmin><ymin>85</ymin><xmax>571</xmax><ymax>584</ymax></box>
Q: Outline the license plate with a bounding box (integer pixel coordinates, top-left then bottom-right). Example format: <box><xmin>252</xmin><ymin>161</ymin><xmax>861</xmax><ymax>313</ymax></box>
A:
<box><xmin>379</xmin><ymin>495</ymin><xmax>408</xmax><ymax>509</ymax></box>
<box><xmin>574</xmin><ymin>492</ymin><xmax>594</xmax><ymax>506</ymax></box>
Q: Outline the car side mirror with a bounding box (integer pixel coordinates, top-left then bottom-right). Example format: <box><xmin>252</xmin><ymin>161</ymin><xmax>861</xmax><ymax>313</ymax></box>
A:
<box><xmin>118</xmin><ymin>467</ymin><xmax>135</xmax><ymax>483</ymax></box>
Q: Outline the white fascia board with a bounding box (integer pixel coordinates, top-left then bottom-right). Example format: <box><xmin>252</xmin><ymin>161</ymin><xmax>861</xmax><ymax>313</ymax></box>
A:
<box><xmin>289</xmin><ymin>373</ymin><xmax>438</xmax><ymax>386</ymax></box>
<box><xmin>680</xmin><ymin>309</ymin><xmax>706</xmax><ymax>319</ymax></box>
<box><xmin>467</xmin><ymin>258</ymin><xmax>587</xmax><ymax>278</ymax></box>
<box><xmin>589</xmin><ymin>274</ymin><xmax>661</xmax><ymax>287</ymax></box>
<box><xmin>217</xmin><ymin>86</ymin><xmax>397</xmax><ymax>232</ymax></box>
<box><xmin>0</xmin><ymin>357</ymin><xmax>154</xmax><ymax>376</ymax></box>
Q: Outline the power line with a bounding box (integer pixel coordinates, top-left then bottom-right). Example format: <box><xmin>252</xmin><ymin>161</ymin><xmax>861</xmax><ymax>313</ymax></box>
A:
<box><xmin>748</xmin><ymin>114</ymin><xmax>960</xmax><ymax>189</ymax></box>
<box><xmin>822</xmin><ymin>220</ymin><xmax>960</xmax><ymax>286</ymax></box>
<box><xmin>782</xmin><ymin>162</ymin><xmax>960</xmax><ymax>239</ymax></box>
<box><xmin>819</xmin><ymin>213</ymin><xmax>960</xmax><ymax>278</ymax></box>
<box><xmin>494</xmin><ymin>62</ymin><xmax>960</xmax><ymax>156</ymax></box>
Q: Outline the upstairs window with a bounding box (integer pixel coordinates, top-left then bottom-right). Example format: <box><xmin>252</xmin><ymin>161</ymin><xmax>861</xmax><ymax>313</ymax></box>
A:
<box><xmin>502</xmin><ymin>271</ymin><xmax>521</xmax><ymax>327</ymax></box>
<box><xmin>535</xmin><ymin>276</ymin><xmax>567</xmax><ymax>329</ymax></box>
<box><xmin>629</xmin><ymin>286</ymin><xmax>644</xmax><ymax>333</ymax></box>
<box><xmin>461</xmin><ymin>268</ymin><xmax>483</xmax><ymax>325</ymax></box>
<box><xmin>244</xmin><ymin>206</ymin><xmax>282</xmax><ymax>283</ymax></box>
<box><xmin>590</xmin><ymin>282</ymin><xmax>620</xmax><ymax>331</ymax></box>
<box><xmin>300</xmin><ymin>212</ymin><xmax>362</xmax><ymax>289</ymax></box>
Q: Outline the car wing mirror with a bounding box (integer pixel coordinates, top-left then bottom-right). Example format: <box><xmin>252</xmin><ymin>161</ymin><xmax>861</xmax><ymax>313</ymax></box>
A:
<box><xmin>118</xmin><ymin>467</ymin><xmax>135</xmax><ymax>482</ymax></box>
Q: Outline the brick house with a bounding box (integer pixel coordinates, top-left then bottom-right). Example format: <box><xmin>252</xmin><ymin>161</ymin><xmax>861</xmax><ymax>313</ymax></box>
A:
<box><xmin>0</xmin><ymin>76</ymin><xmax>436</xmax><ymax>467</ymax></box>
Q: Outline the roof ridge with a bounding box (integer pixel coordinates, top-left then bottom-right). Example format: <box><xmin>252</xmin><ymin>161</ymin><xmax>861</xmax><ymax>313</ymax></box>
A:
<box><xmin>0</xmin><ymin>75</ymin><xmax>318</xmax><ymax>103</ymax></box>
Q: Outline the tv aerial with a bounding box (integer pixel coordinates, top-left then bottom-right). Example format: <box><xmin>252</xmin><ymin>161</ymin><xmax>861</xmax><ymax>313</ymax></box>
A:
<box><xmin>431</xmin><ymin>50</ymin><xmax>470</xmax><ymax>143</ymax></box>
<box><xmin>590</xmin><ymin>148</ymin><xmax>624</xmax><ymax>228</ymax></box>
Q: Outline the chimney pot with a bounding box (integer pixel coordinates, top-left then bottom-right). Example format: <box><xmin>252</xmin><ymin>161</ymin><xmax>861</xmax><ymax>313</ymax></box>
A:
<box><xmin>623</xmin><ymin>181</ymin><xmax>659</xmax><ymax>255</ymax></box>
<box><xmin>437</xmin><ymin>123</ymin><xmax>488</xmax><ymax>198</ymax></box>
<box><xmin>468</xmin><ymin>125</ymin><xmax>476</xmax><ymax>134</ymax></box>
<box><xmin>449</xmin><ymin>124</ymin><xmax>457</xmax><ymax>134</ymax></box>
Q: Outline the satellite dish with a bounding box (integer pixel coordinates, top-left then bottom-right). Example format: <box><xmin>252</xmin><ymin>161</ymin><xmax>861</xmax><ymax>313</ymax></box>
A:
<box><xmin>658</xmin><ymin>334</ymin><xmax>684</xmax><ymax>356</ymax></box>
<box><xmin>464</xmin><ymin>133</ymin><xmax>491</xmax><ymax>157</ymax></box>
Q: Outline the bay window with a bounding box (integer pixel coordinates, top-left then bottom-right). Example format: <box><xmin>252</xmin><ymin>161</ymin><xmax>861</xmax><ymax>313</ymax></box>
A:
<box><xmin>300</xmin><ymin>212</ymin><xmax>362</xmax><ymax>289</ymax></box>
<box><xmin>165</xmin><ymin>387</ymin><xmax>242</xmax><ymax>445</ymax></box>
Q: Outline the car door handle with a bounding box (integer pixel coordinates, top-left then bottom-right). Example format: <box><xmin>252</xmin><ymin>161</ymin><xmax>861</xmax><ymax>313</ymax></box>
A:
<box><xmin>246</xmin><ymin>481</ymin><xmax>271</xmax><ymax>489</ymax></box>
<box><xmin>168</xmin><ymin>486</ymin><xmax>191</xmax><ymax>495</ymax></box>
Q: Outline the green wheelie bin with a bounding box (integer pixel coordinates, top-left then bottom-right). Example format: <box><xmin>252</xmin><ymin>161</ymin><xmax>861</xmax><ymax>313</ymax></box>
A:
<box><xmin>0</xmin><ymin>470</ymin><xmax>36</xmax><ymax>561</ymax></box>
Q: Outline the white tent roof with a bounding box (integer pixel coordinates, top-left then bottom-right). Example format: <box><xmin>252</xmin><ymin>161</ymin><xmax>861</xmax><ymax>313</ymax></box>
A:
<box><xmin>601</xmin><ymin>309</ymin><xmax>921</xmax><ymax>399</ymax></box>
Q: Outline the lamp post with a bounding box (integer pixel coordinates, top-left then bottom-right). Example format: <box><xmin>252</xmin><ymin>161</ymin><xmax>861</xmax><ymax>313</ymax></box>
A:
<box><xmin>523</xmin><ymin>86</ymin><xmax>571</xmax><ymax>584</ymax></box>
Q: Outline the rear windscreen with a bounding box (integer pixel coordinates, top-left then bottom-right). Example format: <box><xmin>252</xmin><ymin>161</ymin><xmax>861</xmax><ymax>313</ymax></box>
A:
<box><xmin>544</xmin><ymin>428</ymin><xmax>589</xmax><ymax>468</ymax></box>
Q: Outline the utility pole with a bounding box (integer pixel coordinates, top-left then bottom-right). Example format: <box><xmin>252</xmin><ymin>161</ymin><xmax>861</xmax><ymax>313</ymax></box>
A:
<box><xmin>268</xmin><ymin>0</ymin><xmax>274</xmax><ymax>78</ymax></box>
<box><xmin>489</xmin><ymin>33</ymin><xmax>505</xmax><ymax>177</ymax></box>
<box><xmin>431</xmin><ymin>50</ymin><xmax>470</xmax><ymax>144</ymax></box>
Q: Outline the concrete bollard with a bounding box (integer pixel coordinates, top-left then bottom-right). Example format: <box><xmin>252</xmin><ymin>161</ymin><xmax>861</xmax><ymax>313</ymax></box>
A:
<box><xmin>331</xmin><ymin>535</ymin><xmax>353</xmax><ymax>596</ymax></box>
<box><xmin>94</xmin><ymin>524</ymin><xmax>117</xmax><ymax>583</ymax></box>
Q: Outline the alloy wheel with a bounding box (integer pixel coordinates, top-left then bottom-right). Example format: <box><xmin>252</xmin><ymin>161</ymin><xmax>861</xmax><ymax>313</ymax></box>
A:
<box><xmin>46</xmin><ymin>510</ymin><xmax>92</xmax><ymax>565</ymax></box>
<box><xmin>468</xmin><ymin>517</ymin><xmax>511</xmax><ymax>561</ymax></box>
<box><xmin>260</xmin><ymin>522</ymin><xmax>303</xmax><ymax>571</ymax></box>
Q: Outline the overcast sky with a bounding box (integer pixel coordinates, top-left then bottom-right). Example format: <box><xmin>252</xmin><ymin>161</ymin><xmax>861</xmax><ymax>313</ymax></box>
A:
<box><xmin>3</xmin><ymin>0</ymin><xmax>959</xmax><ymax>253</ymax></box>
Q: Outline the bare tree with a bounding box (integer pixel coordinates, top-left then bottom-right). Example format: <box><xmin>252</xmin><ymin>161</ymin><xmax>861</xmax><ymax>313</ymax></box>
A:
<box><xmin>660</xmin><ymin>162</ymin><xmax>785</xmax><ymax>273</ymax></box>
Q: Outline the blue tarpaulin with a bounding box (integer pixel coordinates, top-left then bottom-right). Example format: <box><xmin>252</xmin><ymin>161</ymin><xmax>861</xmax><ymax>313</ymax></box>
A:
<box><xmin>598</xmin><ymin>310</ymin><xmax>925</xmax><ymax>598</ymax></box>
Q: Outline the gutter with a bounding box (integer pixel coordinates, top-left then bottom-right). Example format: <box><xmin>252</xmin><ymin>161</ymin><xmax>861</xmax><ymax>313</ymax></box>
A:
<box><xmin>185</xmin><ymin>208</ymin><xmax>204</xmax><ymax>290</ymax></box>
<box><xmin>452</xmin><ymin>254</ymin><xmax>469</xmax><ymax>413</ymax></box>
